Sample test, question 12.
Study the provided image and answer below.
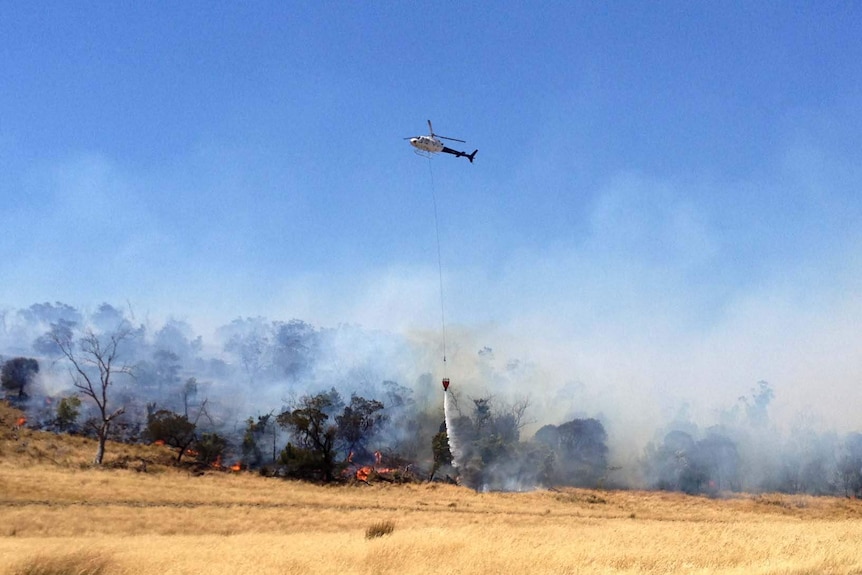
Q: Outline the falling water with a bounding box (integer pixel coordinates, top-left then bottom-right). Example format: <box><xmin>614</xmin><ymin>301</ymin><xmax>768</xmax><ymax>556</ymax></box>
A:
<box><xmin>443</xmin><ymin>389</ymin><xmax>463</xmax><ymax>468</ymax></box>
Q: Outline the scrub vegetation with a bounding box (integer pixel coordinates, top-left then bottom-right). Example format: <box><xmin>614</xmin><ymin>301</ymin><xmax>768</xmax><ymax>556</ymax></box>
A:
<box><xmin>8</xmin><ymin>302</ymin><xmax>862</xmax><ymax>497</ymax></box>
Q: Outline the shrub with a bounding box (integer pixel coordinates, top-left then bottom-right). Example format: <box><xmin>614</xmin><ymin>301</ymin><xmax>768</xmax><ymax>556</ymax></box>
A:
<box><xmin>193</xmin><ymin>432</ymin><xmax>227</xmax><ymax>465</ymax></box>
<box><xmin>55</xmin><ymin>396</ymin><xmax>82</xmax><ymax>433</ymax></box>
<box><xmin>365</xmin><ymin>520</ymin><xmax>395</xmax><ymax>539</ymax></box>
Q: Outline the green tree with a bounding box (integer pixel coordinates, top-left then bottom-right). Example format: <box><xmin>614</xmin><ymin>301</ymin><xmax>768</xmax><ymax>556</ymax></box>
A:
<box><xmin>55</xmin><ymin>396</ymin><xmax>82</xmax><ymax>432</ymax></box>
<box><xmin>430</xmin><ymin>423</ymin><xmax>453</xmax><ymax>481</ymax></box>
<box><xmin>242</xmin><ymin>413</ymin><xmax>276</xmax><ymax>468</ymax></box>
<box><xmin>194</xmin><ymin>432</ymin><xmax>227</xmax><ymax>465</ymax></box>
<box><xmin>535</xmin><ymin>418</ymin><xmax>609</xmax><ymax>487</ymax></box>
<box><xmin>146</xmin><ymin>409</ymin><xmax>198</xmax><ymax>463</ymax></box>
<box><xmin>276</xmin><ymin>390</ymin><xmax>342</xmax><ymax>481</ymax></box>
<box><xmin>1</xmin><ymin>357</ymin><xmax>39</xmax><ymax>399</ymax></box>
<box><xmin>336</xmin><ymin>395</ymin><xmax>386</xmax><ymax>459</ymax></box>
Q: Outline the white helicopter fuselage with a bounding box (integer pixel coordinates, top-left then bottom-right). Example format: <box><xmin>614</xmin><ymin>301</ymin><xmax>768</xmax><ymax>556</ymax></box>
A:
<box><xmin>406</xmin><ymin>121</ymin><xmax>478</xmax><ymax>163</ymax></box>
<box><xmin>409</xmin><ymin>135</ymin><xmax>444</xmax><ymax>153</ymax></box>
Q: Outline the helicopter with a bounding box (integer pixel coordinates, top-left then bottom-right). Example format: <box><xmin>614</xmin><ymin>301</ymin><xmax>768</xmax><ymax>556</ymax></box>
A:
<box><xmin>406</xmin><ymin>120</ymin><xmax>478</xmax><ymax>163</ymax></box>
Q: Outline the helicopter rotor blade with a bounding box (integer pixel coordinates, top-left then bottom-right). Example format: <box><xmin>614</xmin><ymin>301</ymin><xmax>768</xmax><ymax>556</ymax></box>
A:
<box><xmin>418</xmin><ymin>121</ymin><xmax>466</xmax><ymax>142</ymax></box>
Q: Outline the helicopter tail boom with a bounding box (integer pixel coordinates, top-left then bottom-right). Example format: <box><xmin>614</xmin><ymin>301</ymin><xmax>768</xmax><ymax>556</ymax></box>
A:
<box><xmin>442</xmin><ymin>146</ymin><xmax>479</xmax><ymax>163</ymax></box>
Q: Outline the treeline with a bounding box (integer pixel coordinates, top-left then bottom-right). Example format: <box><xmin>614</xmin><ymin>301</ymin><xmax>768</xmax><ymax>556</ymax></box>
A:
<box><xmin>0</xmin><ymin>302</ymin><xmax>613</xmax><ymax>489</ymax></box>
<box><xmin>3</xmin><ymin>301</ymin><xmax>862</xmax><ymax>496</ymax></box>
<box><xmin>640</xmin><ymin>382</ymin><xmax>862</xmax><ymax>497</ymax></box>
<box><xmin>4</xmin><ymin>345</ymin><xmax>612</xmax><ymax>489</ymax></box>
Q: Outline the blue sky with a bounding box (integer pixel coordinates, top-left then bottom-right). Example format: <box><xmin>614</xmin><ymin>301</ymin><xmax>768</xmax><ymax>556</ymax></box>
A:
<box><xmin>2</xmin><ymin>2</ymin><xmax>861</xmax><ymax>428</ymax></box>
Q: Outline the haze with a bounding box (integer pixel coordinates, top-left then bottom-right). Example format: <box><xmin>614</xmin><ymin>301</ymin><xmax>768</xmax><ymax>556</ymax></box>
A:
<box><xmin>2</xmin><ymin>3</ymin><xmax>861</xmax><ymax>437</ymax></box>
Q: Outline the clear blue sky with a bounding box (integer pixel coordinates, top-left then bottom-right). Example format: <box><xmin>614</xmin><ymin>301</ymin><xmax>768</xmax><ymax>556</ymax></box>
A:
<box><xmin>2</xmin><ymin>2</ymin><xmax>861</xmax><ymax>426</ymax></box>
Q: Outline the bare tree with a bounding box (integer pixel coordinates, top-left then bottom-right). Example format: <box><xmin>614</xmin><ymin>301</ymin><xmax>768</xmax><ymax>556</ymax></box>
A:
<box><xmin>49</xmin><ymin>323</ymin><xmax>135</xmax><ymax>465</ymax></box>
<box><xmin>510</xmin><ymin>396</ymin><xmax>533</xmax><ymax>430</ymax></box>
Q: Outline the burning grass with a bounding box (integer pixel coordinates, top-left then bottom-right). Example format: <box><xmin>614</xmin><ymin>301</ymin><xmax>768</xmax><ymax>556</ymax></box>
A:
<box><xmin>3</xmin><ymin>404</ymin><xmax>862</xmax><ymax>573</ymax></box>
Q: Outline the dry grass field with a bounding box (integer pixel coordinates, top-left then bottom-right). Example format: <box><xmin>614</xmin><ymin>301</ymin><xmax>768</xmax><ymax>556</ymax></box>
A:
<box><xmin>2</xmin><ymin>402</ymin><xmax>862</xmax><ymax>574</ymax></box>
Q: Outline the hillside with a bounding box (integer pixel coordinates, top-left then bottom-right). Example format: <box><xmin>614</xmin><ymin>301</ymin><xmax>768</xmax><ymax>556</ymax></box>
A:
<box><xmin>0</xmin><ymin>400</ymin><xmax>177</xmax><ymax>471</ymax></box>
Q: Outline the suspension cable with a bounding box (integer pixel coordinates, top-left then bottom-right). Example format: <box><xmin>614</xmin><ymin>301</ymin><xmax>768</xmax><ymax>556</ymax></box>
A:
<box><xmin>427</xmin><ymin>157</ymin><xmax>447</xmax><ymax>375</ymax></box>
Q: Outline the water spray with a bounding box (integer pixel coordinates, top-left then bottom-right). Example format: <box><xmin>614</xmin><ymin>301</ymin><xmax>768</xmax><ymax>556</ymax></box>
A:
<box><xmin>443</xmin><ymin>383</ymin><xmax>463</xmax><ymax>469</ymax></box>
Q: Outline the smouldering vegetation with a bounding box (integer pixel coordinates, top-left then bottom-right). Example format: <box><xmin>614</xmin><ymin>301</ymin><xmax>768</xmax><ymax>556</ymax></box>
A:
<box><xmin>6</xmin><ymin>302</ymin><xmax>862</xmax><ymax>495</ymax></box>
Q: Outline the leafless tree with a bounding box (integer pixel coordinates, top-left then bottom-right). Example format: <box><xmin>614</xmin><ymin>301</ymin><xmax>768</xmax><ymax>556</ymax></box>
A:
<box><xmin>510</xmin><ymin>396</ymin><xmax>533</xmax><ymax>430</ymax></box>
<box><xmin>49</xmin><ymin>323</ymin><xmax>136</xmax><ymax>465</ymax></box>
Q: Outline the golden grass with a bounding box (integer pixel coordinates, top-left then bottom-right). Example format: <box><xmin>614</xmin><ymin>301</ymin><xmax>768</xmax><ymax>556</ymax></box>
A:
<box><xmin>3</xmin><ymin>402</ymin><xmax>862</xmax><ymax>574</ymax></box>
<box><xmin>7</xmin><ymin>550</ymin><xmax>112</xmax><ymax>575</ymax></box>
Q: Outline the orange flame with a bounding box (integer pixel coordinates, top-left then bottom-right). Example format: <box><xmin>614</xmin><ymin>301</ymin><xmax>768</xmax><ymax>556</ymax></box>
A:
<box><xmin>230</xmin><ymin>463</ymin><xmax>242</xmax><ymax>472</ymax></box>
<box><xmin>356</xmin><ymin>466</ymin><xmax>373</xmax><ymax>482</ymax></box>
<box><xmin>154</xmin><ymin>439</ymin><xmax>166</xmax><ymax>446</ymax></box>
<box><xmin>15</xmin><ymin>417</ymin><xmax>27</xmax><ymax>427</ymax></box>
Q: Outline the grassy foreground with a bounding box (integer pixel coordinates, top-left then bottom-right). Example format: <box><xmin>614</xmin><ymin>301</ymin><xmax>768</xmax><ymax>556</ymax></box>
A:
<box><xmin>3</xmin><ymin>405</ymin><xmax>862</xmax><ymax>574</ymax></box>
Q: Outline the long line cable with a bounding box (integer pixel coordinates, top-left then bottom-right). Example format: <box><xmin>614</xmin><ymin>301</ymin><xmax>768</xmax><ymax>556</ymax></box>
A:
<box><xmin>427</xmin><ymin>157</ymin><xmax>447</xmax><ymax>376</ymax></box>
<box><xmin>428</xmin><ymin>156</ymin><xmax>461</xmax><ymax>472</ymax></box>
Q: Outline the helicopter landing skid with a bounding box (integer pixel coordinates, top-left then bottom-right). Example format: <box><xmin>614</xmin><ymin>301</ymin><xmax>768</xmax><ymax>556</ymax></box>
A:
<box><xmin>413</xmin><ymin>149</ymin><xmax>434</xmax><ymax>159</ymax></box>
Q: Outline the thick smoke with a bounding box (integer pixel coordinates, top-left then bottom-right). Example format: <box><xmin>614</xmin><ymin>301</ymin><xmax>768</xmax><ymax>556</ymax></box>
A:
<box><xmin>3</xmin><ymin>301</ymin><xmax>862</xmax><ymax>496</ymax></box>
